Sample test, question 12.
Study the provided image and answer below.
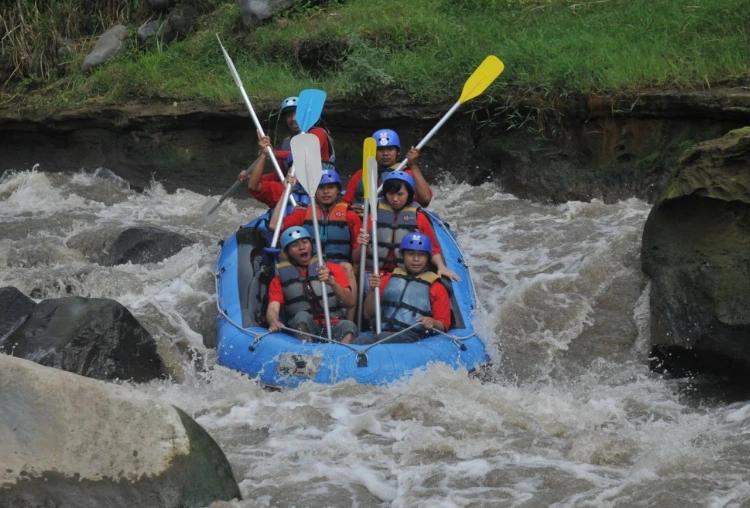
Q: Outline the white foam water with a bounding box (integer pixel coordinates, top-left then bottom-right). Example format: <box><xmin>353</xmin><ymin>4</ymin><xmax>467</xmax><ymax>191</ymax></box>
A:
<box><xmin>2</xmin><ymin>169</ymin><xmax>749</xmax><ymax>507</ymax></box>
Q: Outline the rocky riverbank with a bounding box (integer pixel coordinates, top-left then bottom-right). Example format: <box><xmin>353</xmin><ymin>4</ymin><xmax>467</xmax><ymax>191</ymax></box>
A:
<box><xmin>2</xmin><ymin>87</ymin><xmax>749</xmax><ymax>203</ymax></box>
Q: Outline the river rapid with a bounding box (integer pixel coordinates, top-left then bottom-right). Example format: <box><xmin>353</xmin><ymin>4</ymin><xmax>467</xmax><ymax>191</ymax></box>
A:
<box><xmin>2</xmin><ymin>167</ymin><xmax>750</xmax><ymax>507</ymax></box>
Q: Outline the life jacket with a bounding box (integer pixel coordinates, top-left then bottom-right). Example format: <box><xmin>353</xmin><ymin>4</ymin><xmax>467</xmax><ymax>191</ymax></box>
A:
<box><xmin>381</xmin><ymin>267</ymin><xmax>441</xmax><ymax>332</ymax></box>
<box><xmin>302</xmin><ymin>201</ymin><xmax>351</xmax><ymax>263</ymax></box>
<box><xmin>365</xmin><ymin>201</ymin><xmax>420</xmax><ymax>273</ymax></box>
<box><xmin>276</xmin><ymin>257</ymin><xmax>345</xmax><ymax>322</ymax></box>
<box><xmin>286</xmin><ymin>184</ymin><xmax>311</xmax><ymax>214</ymax></box>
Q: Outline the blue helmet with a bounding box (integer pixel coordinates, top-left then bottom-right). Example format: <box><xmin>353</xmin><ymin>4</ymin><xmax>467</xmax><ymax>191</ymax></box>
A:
<box><xmin>280</xmin><ymin>96</ymin><xmax>298</xmax><ymax>115</ymax></box>
<box><xmin>280</xmin><ymin>226</ymin><xmax>311</xmax><ymax>251</ymax></box>
<box><xmin>372</xmin><ymin>129</ymin><xmax>400</xmax><ymax>150</ymax></box>
<box><xmin>319</xmin><ymin>168</ymin><xmax>342</xmax><ymax>187</ymax></box>
<box><xmin>399</xmin><ymin>232</ymin><xmax>432</xmax><ymax>255</ymax></box>
<box><xmin>382</xmin><ymin>170</ymin><xmax>415</xmax><ymax>193</ymax></box>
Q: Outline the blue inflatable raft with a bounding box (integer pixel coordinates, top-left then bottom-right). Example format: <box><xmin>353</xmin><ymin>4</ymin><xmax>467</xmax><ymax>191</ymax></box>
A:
<box><xmin>214</xmin><ymin>209</ymin><xmax>490</xmax><ymax>388</ymax></box>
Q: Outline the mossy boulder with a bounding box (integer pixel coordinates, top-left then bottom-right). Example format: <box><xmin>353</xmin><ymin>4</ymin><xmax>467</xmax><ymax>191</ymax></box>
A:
<box><xmin>641</xmin><ymin>126</ymin><xmax>750</xmax><ymax>380</ymax></box>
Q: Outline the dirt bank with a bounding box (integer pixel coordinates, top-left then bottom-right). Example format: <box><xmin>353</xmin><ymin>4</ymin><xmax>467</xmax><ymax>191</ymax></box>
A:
<box><xmin>1</xmin><ymin>88</ymin><xmax>749</xmax><ymax>202</ymax></box>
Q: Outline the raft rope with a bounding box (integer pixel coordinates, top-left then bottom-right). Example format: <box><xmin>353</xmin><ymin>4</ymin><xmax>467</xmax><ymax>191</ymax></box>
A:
<box><xmin>214</xmin><ymin>269</ymin><xmax>477</xmax><ymax>356</ymax></box>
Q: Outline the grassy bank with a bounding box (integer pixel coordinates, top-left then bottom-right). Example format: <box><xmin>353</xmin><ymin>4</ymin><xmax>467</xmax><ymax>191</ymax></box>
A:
<box><xmin>2</xmin><ymin>0</ymin><xmax>749</xmax><ymax>114</ymax></box>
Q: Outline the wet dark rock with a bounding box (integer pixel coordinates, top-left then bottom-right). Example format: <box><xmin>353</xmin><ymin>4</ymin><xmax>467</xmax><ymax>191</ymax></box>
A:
<box><xmin>67</xmin><ymin>226</ymin><xmax>194</xmax><ymax>266</ymax></box>
<box><xmin>0</xmin><ymin>354</ymin><xmax>241</xmax><ymax>508</ymax></box>
<box><xmin>642</xmin><ymin>127</ymin><xmax>750</xmax><ymax>382</ymax></box>
<box><xmin>111</xmin><ymin>227</ymin><xmax>195</xmax><ymax>265</ymax></box>
<box><xmin>0</xmin><ymin>287</ymin><xmax>36</xmax><ymax>342</ymax></box>
<box><xmin>1</xmin><ymin>296</ymin><xmax>166</xmax><ymax>382</ymax></box>
<box><xmin>82</xmin><ymin>25</ymin><xmax>128</xmax><ymax>73</ymax></box>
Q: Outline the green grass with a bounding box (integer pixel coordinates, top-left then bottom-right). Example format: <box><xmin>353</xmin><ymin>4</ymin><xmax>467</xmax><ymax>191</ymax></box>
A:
<box><xmin>3</xmin><ymin>0</ymin><xmax>749</xmax><ymax>114</ymax></box>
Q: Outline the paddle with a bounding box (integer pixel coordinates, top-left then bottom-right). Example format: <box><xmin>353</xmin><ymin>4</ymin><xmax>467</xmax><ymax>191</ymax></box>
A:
<box><xmin>377</xmin><ymin>55</ymin><xmax>505</xmax><ymax>192</ymax></box>
<box><xmin>202</xmin><ymin>180</ymin><xmax>241</xmax><ymax>226</ymax></box>
<box><xmin>215</xmin><ymin>34</ymin><xmax>296</xmax><ymax>207</ymax></box>
<box><xmin>201</xmin><ymin>154</ymin><xmax>266</xmax><ymax>225</ymax></box>
<box><xmin>357</xmin><ymin>137</ymin><xmax>377</xmax><ymax>330</ymax></box>
<box><xmin>291</xmin><ymin>133</ymin><xmax>333</xmax><ymax>342</ymax></box>
<box><xmin>268</xmin><ymin>89</ymin><xmax>328</xmax><ymax>250</ymax></box>
<box><xmin>367</xmin><ymin>154</ymin><xmax>382</xmax><ymax>334</ymax></box>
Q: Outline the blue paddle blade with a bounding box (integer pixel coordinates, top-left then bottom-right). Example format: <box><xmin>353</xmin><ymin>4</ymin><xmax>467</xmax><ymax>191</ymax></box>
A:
<box><xmin>296</xmin><ymin>89</ymin><xmax>326</xmax><ymax>133</ymax></box>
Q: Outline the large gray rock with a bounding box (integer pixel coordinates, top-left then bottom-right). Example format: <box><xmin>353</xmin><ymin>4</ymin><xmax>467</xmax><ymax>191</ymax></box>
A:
<box><xmin>641</xmin><ymin>126</ymin><xmax>750</xmax><ymax>379</ymax></box>
<box><xmin>0</xmin><ymin>287</ymin><xmax>35</xmax><ymax>341</ymax></box>
<box><xmin>1</xmin><ymin>296</ymin><xmax>166</xmax><ymax>382</ymax></box>
<box><xmin>0</xmin><ymin>355</ymin><xmax>241</xmax><ymax>507</ymax></box>
<box><xmin>67</xmin><ymin>226</ymin><xmax>194</xmax><ymax>266</ymax></box>
<box><xmin>238</xmin><ymin>0</ymin><xmax>303</xmax><ymax>28</ymax></box>
<box><xmin>82</xmin><ymin>25</ymin><xmax>128</xmax><ymax>73</ymax></box>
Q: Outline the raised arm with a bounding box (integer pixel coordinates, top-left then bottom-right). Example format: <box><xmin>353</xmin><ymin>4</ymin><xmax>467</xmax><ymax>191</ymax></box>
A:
<box><xmin>246</xmin><ymin>131</ymin><xmax>271</xmax><ymax>193</ymax></box>
<box><xmin>406</xmin><ymin>146</ymin><xmax>432</xmax><ymax>207</ymax></box>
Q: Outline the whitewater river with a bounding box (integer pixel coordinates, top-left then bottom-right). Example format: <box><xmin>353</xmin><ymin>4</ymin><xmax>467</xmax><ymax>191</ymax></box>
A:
<box><xmin>2</xmin><ymin>168</ymin><xmax>750</xmax><ymax>507</ymax></box>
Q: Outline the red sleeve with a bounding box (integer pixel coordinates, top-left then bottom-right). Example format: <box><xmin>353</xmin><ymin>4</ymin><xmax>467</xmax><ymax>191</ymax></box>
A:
<box><xmin>268</xmin><ymin>276</ymin><xmax>284</xmax><ymax>305</ymax></box>
<box><xmin>328</xmin><ymin>262</ymin><xmax>350</xmax><ymax>289</ymax></box>
<box><xmin>260</xmin><ymin>172</ymin><xmax>281</xmax><ymax>183</ymax></box>
<box><xmin>404</xmin><ymin>169</ymin><xmax>433</xmax><ymax>208</ymax></box>
<box><xmin>274</xmin><ymin>149</ymin><xmax>291</xmax><ymax>168</ymax></box>
<box><xmin>416</xmin><ymin>212</ymin><xmax>441</xmax><ymax>255</ymax></box>
<box><xmin>281</xmin><ymin>208</ymin><xmax>306</xmax><ymax>230</ymax></box>
<box><xmin>430</xmin><ymin>282</ymin><xmax>452</xmax><ymax>330</ymax></box>
<box><xmin>343</xmin><ymin>170</ymin><xmax>362</xmax><ymax>205</ymax></box>
<box><xmin>346</xmin><ymin>210</ymin><xmax>362</xmax><ymax>251</ymax></box>
<box><xmin>250</xmin><ymin>181</ymin><xmax>285</xmax><ymax>208</ymax></box>
<box><xmin>309</xmin><ymin>127</ymin><xmax>331</xmax><ymax>162</ymax></box>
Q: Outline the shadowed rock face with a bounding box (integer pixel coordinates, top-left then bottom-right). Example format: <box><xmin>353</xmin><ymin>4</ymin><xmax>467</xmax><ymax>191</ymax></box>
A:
<box><xmin>66</xmin><ymin>226</ymin><xmax>195</xmax><ymax>266</ymax></box>
<box><xmin>0</xmin><ymin>287</ymin><xmax>36</xmax><ymax>340</ymax></box>
<box><xmin>1</xmin><ymin>296</ymin><xmax>166</xmax><ymax>382</ymax></box>
<box><xmin>0</xmin><ymin>355</ymin><xmax>241</xmax><ymax>507</ymax></box>
<box><xmin>641</xmin><ymin>127</ymin><xmax>750</xmax><ymax>381</ymax></box>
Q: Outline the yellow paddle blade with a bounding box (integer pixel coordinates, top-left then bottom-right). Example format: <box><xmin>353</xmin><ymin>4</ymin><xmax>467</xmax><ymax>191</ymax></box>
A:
<box><xmin>362</xmin><ymin>137</ymin><xmax>377</xmax><ymax>199</ymax></box>
<box><xmin>458</xmin><ymin>55</ymin><xmax>504</xmax><ymax>104</ymax></box>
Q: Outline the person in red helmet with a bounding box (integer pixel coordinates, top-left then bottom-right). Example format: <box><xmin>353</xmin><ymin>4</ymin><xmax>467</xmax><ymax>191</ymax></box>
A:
<box><xmin>343</xmin><ymin>128</ymin><xmax>432</xmax><ymax>215</ymax></box>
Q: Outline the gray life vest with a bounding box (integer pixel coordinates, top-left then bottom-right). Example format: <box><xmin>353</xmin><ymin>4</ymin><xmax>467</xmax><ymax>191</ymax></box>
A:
<box><xmin>365</xmin><ymin>201</ymin><xmax>420</xmax><ymax>273</ymax></box>
<box><xmin>381</xmin><ymin>267</ymin><xmax>441</xmax><ymax>331</ymax></box>
<box><xmin>276</xmin><ymin>257</ymin><xmax>345</xmax><ymax>321</ymax></box>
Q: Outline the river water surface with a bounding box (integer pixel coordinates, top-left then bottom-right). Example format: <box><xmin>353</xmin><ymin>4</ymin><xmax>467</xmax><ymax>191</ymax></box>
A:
<box><xmin>2</xmin><ymin>167</ymin><xmax>750</xmax><ymax>507</ymax></box>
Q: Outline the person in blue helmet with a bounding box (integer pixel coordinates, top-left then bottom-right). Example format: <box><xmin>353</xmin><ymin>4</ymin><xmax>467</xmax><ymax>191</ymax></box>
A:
<box><xmin>269</xmin><ymin>167</ymin><xmax>363</xmax><ymax>318</ymax></box>
<box><xmin>343</xmin><ymin>128</ymin><xmax>432</xmax><ymax>214</ymax></box>
<box><xmin>356</xmin><ymin>232</ymin><xmax>451</xmax><ymax>344</ymax></box>
<box><xmin>266</xmin><ymin>226</ymin><xmax>358</xmax><ymax>344</ymax></box>
<box><xmin>274</xmin><ymin>96</ymin><xmax>335</xmax><ymax>170</ymax></box>
<box><xmin>358</xmin><ymin>170</ymin><xmax>459</xmax><ymax>281</ymax></box>
<box><xmin>239</xmin><ymin>132</ymin><xmax>310</xmax><ymax>209</ymax></box>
